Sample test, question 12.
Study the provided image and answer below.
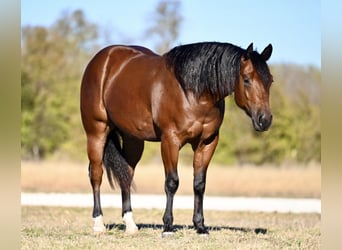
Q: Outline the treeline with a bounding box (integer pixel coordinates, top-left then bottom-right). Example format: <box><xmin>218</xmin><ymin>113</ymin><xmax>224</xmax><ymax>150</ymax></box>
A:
<box><xmin>21</xmin><ymin>9</ymin><xmax>320</xmax><ymax>165</ymax></box>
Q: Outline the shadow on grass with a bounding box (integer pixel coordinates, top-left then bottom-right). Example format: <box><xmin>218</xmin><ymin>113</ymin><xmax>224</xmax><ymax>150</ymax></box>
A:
<box><xmin>106</xmin><ymin>223</ymin><xmax>267</xmax><ymax>235</ymax></box>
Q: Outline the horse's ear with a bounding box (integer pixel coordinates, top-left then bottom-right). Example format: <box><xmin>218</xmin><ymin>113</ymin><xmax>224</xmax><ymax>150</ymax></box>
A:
<box><xmin>243</xmin><ymin>43</ymin><xmax>253</xmax><ymax>60</ymax></box>
<box><xmin>261</xmin><ymin>44</ymin><xmax>273</xmax><ymax>61</ymax></box>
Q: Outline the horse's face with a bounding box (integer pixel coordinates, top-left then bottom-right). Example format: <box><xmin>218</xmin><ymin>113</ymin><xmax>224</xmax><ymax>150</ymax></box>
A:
<box><xmin>235</xmin><ymin>43</ymin><xmax>273</xmax><ymax>132</ymax></box>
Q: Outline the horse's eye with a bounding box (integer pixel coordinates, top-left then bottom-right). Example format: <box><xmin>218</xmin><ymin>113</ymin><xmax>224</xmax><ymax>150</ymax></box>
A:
<box><xmin>243</xmin><ymin>78</ymin><xmax>250</xmax><ymax>86</ymax></box>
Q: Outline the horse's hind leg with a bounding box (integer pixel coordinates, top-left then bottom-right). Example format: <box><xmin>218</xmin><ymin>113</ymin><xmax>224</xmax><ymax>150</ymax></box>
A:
<box><xmin>160</xmin><ymin>133</ymin><xmax>180</xmax><ymax>236</ymax></box>
<box><xmin>85</xmin><ymin>122</ymin><xmax>108</xmax><ymax>233</ymax></box>
<box><xmin>121</xmin><ymin>135</ymin><xmax>144</xmax><ymax>234</ymax></box>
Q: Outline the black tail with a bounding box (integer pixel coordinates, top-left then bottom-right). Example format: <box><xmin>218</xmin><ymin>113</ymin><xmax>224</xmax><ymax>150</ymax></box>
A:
<box><xmin>103</xmin><ymin>130</ymin><xmax>132</xmax><ymax>190</ymax></box>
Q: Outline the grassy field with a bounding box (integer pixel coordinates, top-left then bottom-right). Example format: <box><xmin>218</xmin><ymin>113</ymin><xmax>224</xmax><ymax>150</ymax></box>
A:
<box><xmin>21</xmin><ymin>161</ymin><xmax>321</xmax><ymax>198</ymax></box>
<box><xmin>21</xmin><ymin>206</ymin><xmax>320</xmax><ymax>249</ymax></box>
<box><xmin>21</xmin><ymin>162</ymin><xmax>321</xmax><ymax>249</ymax></box>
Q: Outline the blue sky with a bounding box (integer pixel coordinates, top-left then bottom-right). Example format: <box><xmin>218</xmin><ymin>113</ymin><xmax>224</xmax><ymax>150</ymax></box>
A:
<box><xmin>21</xmin><ymin>0</ymin><xmax>320</xmax><ymax>67</ymax></box>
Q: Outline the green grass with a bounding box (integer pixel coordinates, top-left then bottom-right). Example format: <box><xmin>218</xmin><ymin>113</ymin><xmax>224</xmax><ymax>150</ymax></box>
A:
<box><xmin>21</xmin><ymin>206</ymin><xmax>320</xmax><ymax>249</ymax></box>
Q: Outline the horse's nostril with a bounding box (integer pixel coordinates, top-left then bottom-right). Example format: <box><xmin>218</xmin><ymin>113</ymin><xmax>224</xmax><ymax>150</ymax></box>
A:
<box><xmin>257</xmin><ymin>113</ymin><xmax>272</xmax><ymax>131</ymax></box>
<box><xmin>258</xmin><ymin>113</ymin><xmax>265</xmax><ymax>126</ymax></box>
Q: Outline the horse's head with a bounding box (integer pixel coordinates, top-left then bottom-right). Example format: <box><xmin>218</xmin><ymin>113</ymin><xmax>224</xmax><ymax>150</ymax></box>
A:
<box><xmin>235</xmin><ymin>43</ymin><xmax>273</xmax><ymax>132</ymax></box>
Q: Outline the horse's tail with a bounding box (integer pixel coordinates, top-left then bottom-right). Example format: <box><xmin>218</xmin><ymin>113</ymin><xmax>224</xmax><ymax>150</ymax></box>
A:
<box><xmin>103</xmin><ymin>130</ymin><xmax>132</xmax><ymax>190</ymax></box>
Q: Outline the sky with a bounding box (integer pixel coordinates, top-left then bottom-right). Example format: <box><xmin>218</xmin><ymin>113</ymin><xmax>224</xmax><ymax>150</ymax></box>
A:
<box><xmin>21</xmin><ymin>0</ymin><xmax>321</xmax><ymax>68</ymax></box>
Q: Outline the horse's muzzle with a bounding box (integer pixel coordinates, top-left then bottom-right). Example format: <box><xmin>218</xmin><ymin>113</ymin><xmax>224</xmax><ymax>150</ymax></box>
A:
<box><xmin>252</xmin><ymin>112</ymin><xmax>272</xmax><ymax>132</ymax></box>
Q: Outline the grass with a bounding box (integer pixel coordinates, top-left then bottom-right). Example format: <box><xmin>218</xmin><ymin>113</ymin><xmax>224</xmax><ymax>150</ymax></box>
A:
<box><xmin>21</xmin><ymin>161</ymin><xmax>321</xmax><ymax>249</ymax></box>
<box><xmin>21</xmin><ymin>161</ymin><xmax>321</xmax><ymax>198</ymax></box>
<box><xmin>21</xmin><ymin>206</ymin><xmax>320</xmax><ymax>250</ymax></box>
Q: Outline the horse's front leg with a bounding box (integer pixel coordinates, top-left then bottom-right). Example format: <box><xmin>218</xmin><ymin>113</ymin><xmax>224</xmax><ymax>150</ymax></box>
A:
<box><xmin>160</xmin><ymin>133</ymin><xmax>180</xmax><ymax>236</ymax></box>
<box><xmin>192</xmin><ymin>134</ymin><xmax>219</xmax><ymax>235</ymax></box>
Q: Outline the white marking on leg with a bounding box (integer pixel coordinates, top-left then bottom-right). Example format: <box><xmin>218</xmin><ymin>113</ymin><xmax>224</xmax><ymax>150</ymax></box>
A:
<box><xmin>123</xmin><ymin>212</ymin><xmax>138</xmax><ymax>234</ymax></box>
<box><xmin>93</xmin><ymin>215</ymin><xmax>106</xmax><ymax>233</ymax></box>
<box><xmin>199</xmin><ymin>232</ymin><xmax>209</xmax><ymax>237</ymax></box>
<box><xmin>162</xmin><ymin>231</ymin><xmax>175</xmax><ymax>238</ymax></box>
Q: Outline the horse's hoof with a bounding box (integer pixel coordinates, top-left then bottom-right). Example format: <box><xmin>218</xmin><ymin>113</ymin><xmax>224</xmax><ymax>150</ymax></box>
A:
<box><xmin>197</xmin><ymin>228</ymin><xmax>209</xmax><ymax>236</ymax></box>
<box><xmin>162</xmin><ymin>231</ymin><xmax>175</xmax><ymax>238</ymax></box>
<box><xmin>93</xmin><ymin>215</ymin><xmax>106</xmax><ymax>234</ymax></box>
<box><xmin>125</xmin><ymin>225</ymin><xmax>139</xmax><ymax>235</ymax></box>
<box><xmin>123</xmin><ymin>212</ymin><xmax>138</xmax><ymax>235</ymax></box>
<box><xmin>93</xmin><ymin>225</ymin><xmax>106</xmax><ymax>234</ymax></box>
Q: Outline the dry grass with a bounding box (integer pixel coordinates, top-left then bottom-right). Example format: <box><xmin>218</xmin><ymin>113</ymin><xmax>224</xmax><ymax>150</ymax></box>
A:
<box><xmin>21</xmin><ymin>161</ymin><xmax>320</xmax><ymax>198</ymax></box>
<box><xmin>21</xmin><ymin>161</ymin><xmax>321</xmax><ymax>249</ymax></box>
<box><xmin>21</xmin><ymin>206</ymin><xmax>320</xmax><ymax>249</ymax></box>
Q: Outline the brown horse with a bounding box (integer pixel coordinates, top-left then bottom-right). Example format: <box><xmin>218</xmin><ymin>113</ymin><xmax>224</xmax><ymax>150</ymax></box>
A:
<box><xmin>80</xmin><ymin>42</ymin><xmax>273</xmax><ymax>235</ymax></box>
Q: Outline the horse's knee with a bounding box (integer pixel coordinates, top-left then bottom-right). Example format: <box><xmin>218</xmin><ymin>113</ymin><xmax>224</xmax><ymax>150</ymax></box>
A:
<box><xmin>165</xmin><ymin>173</ymin><xmax>179</xmax><ymax>194</ymax></box>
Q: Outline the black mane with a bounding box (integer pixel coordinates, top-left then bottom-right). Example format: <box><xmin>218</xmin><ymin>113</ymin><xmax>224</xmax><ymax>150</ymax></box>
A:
<box><xmin>249</xmin><ymin>51</ymin><xmax>273</xmax><ymax>87</ymax></box>
<box><xmin>164</xmin><ymin>42</ymin><xmax>244</xmax><ymax>99</ymax></box>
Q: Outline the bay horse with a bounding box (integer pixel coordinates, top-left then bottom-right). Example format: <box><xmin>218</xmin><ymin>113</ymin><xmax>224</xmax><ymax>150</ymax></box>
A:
<box><xmin>80</xmin><ymin>42</ymin><xmax>273</xmax><ymax>235</ymax></box>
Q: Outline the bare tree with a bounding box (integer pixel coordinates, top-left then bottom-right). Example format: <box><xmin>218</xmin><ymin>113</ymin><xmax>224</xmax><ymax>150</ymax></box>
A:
<box><xmin>145</xmin><ymin>0</ymin><xmax>182</xmax><ymax>54</ymax></box>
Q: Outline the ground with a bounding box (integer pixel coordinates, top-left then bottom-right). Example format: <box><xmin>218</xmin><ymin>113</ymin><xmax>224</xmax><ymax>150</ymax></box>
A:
<box><xmin>21</xmin><ymin>161</ymin><xmax>321</xmax><ymax>249</ymax></box>
<box><xmin>21</xmin><ymin>206</ymin><xmax>320</xmax><ymax>250</ymax></box>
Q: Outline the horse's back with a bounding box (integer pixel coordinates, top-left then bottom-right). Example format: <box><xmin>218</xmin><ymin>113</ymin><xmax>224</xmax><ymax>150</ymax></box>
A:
<box><xmin>82</xmin><ymin>44</ymin><xmax>158</xmax><ymax>84</ymax></box>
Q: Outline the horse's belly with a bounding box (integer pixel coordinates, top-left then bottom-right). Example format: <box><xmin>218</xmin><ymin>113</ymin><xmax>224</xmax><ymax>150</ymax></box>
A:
<box><xmin>125</xmin><ymin>118</ymin><xmax>158</xmax><ymax>141</ymax></box>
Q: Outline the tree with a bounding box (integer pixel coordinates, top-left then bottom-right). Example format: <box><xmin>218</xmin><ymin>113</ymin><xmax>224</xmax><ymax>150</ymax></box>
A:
<box><xmin>145</xmin><ymin>0</ymin><xmax>182</xmax><ymax>54</ymax></box>
<box><xmin>21</xmin><ymin>10</ymin><xmax>99</xmax><ymax>160</ymax></box>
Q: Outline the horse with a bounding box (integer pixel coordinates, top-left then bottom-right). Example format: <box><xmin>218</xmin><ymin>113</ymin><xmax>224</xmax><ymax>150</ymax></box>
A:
<box><xmin>80</xmin><ymin>41</ymin><xmax>273</xmax><ymax>236</ymax></box>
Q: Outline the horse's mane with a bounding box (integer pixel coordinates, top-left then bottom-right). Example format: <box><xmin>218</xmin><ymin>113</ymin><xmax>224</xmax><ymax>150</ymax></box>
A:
<box><xmin>164</xmin><ymin>42</ymin><xmax>244</xmax><ymax>99</ymax></box>
<box><xmin>249</xmin><ymin>51</ymin><xmax>273</xmax><ymax>87</ymax></box>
